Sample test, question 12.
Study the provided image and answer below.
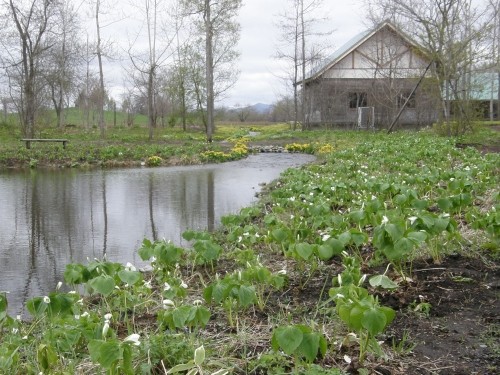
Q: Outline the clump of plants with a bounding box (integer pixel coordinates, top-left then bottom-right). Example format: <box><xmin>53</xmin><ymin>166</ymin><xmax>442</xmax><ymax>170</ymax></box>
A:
<box><xmin>285</xmin><ymin>142</ymin><xmax>315</xmax><ymax>153</ymax></box>
<box><xmin>146</xmin><ymin>155</ymin><xmax>163</xmax><ymax>166</ymax></box>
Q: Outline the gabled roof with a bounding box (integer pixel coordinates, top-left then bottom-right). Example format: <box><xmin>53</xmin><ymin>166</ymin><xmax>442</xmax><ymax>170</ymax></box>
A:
<box><xmin>303</xmin><ymin>21</ymin><xmax>425</xmax><ymax>84</ymax></box>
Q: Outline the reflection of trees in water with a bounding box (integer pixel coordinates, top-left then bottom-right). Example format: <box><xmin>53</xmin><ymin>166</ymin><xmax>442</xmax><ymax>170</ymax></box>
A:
<box><xmin>207</xmin><ymin>171</ymin><xmax>214</xmax><ymax>232</ymax></box>
<box><xmin>148</xmin><ymin>173</ymin><xmax>158</xmax><ymax>241</ymax></box>
<box><xmin>102</xmin><ymin>173</ymin><xmax>108</xmax><ymax>257</ymax></box>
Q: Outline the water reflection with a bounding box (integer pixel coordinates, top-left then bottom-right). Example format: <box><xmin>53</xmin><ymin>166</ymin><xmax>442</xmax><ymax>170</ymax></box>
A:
<box><xmin>0</xmin><ymin>153</ymin><xmax>314</xmax><ymax>315</ymax></box>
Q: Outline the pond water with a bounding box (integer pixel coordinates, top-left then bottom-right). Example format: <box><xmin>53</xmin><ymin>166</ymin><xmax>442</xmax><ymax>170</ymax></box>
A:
<box><xmin>0</xmin><ymin>153</ymin><xmax>315</xmax><ymax>315</ymax></box>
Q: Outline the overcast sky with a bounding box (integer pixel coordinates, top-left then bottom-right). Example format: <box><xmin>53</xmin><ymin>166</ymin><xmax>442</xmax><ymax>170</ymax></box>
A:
<box><xmin>226</xmin><ymin>0</ymin><xmax>365</xmax><ymax>107</ymax></box>
<box><xmin>96</xmin><ymin>0</ymin><xmax>366</xmax><ymax>107</ymax></box>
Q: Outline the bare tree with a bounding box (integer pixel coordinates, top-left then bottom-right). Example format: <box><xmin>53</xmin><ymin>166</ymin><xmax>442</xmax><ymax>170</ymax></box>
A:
<box><xmin>1</xmin><ymin>0</ymin><xmax>58</xmax><ymax>138</ymax></box>
<box><xmin>276</xmin><ymin>0</ymin><xmax>331</xmax><ymax>130</ymax></box>
<box><xmin>179</xmin><ymin>0</ymin><xmax>242</xmax><ymax>142</ymax></box>
<box><xmin>44</xmin><ymin>0</ymin><xmax>82</xmax><ymax>129</ymax></box>
<box><xmin>127</xmin><ymin>0</ymin><xmax>174</xmax><ymax>140</ymax></box>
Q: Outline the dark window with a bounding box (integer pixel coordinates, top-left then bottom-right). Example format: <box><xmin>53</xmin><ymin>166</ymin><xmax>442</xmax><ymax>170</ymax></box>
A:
<box><xmin>349</xmin><ymin>92</ymin><xmax>368</xmax><ymax>108</ymax></box>
<box><xmin>398</xmin><ymin>91</ymin><xmax>416</xmax><ymax>108</ymax></box>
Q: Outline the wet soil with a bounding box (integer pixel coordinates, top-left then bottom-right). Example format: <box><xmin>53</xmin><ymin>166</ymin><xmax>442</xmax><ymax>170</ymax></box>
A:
<box><xmin>379</xmin><ymin>254</ymin><xmax>500</xmax><ymax>374</ymax></box>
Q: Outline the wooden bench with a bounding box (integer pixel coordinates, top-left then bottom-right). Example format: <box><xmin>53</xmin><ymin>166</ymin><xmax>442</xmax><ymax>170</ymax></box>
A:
<box><xmin>21</xmin><ymin>139</ymin><xmax>69</xmax><ymax>149</ymax></box>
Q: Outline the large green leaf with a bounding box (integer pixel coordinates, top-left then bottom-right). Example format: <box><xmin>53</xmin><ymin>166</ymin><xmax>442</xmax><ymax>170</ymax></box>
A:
<box><xmin>118</xmin><ymin>270</ymin><xmax>142</xmax><ymax>286</ymax></box>
<box><xmin>295</xmin><ymin>243</ymin><xmax>313</xmax><ymax>261</ymax></box>
<box><xmin>297</xmin><ymin>332</ymin><xmax>321</xmax><ymax>363</ymax></box>
<box><xmin>237</xmin><ymin>285</ymin><xmax>256</xmax><ymax>308</ymax></box>
<box><xmin>88</xmin><ymin>339</ymin><xmax>122</xmax><ymax>369</ymax></box>
<box><xmin>369</xmin><ymin>275</ymin><xmax>398</xmax><ymax>290</ymax></box>
<box><xmin>88</xmin><ymin>275</ymin><xmax>115</xmax><ymax>296</ymax></box>
<box><xmin>272</xmin><ymin>326</ymin><xmax>303</xmax><ymax>356</ymax></box>
<box><xmin>362</xmin><ymin>307</ymin><xmax>387</xmax><ymax>336</ymax></box>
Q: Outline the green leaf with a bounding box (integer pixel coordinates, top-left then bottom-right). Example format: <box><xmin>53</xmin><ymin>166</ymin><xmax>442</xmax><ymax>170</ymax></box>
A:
<box><xmin>194</xmin><ymin>345</ymin><xmax>205</xmax><ymax>366</ymax></box>
<box><xmin>385</xmin><ymin>223</ymin><xmax>404</xmax><ymax>242</ymax></box>
<box><xmin>272</xmin><ymin>326</ymin><xmax>303</xmax><ymax>355</ymax></box>
<box><xmin>118</xmin><ymin>270</ymin><xmax>142</xmax><ymax>286</ymax></box>
<box><xmin>437</xmin><ymin>198</ymin><xmax>453</xmax><ymax>211</ymax></box>
<box><xmin>407</xmin><ymin>231</ymin><xmax>427</xmax><ymax>244</ymax></box>
<box><xmin>338</xmin><ymin>231</ymin><xmax>352</xmax><ymax>246</ymax></box>
<box><xmin>37</xmin><ymin>344</ymin><xmax>58</xmax><ymax>371</ymax></box>
<box><xmin>271</xmin><ymin>228</ymin><xmax>290</xmax><ymax>243</ymax></box>
<box><xmin>64</xmin><ymin>263</ymin><xmax>90</xmax><ymax>285</ymax></box>
<box><xmin>434</xmin><ymin>217</ymin><xmax>450</xmax><ymax>233</ymax></box>
<box><xmin>172</xmin><ymin>306</ymin><xmax>193</xmax><ymax>328</ymax></box>
<box><xmin>237</xmin><ymin>285</ymin><xmax>256</xmax><ymax>307</ymax></box>
<box><xmin>294</xmin><ymin>242</ymin><xmax>313</xmax><ymax>260</ymax></box>
<box><xmin>88</xmin><ymin>339</ymin><xmax>122</xmax><ymax>369</ymax></box>
<box><xmin>317</xmin><ymin>244</ymin><xmax>334</xmax><ymax>260</ymax></box>
<box><xmin>138</xmin><ymin>239</ymin><xmax>154</xmax><ymax>261</ymax></box>
<box><xmin>194</xmin><ymin>306</ymin><xmax>211</xmax><ymax>328</ymax></box>
<box><xmin>298</xmin><ymin>332</ymin><xmax>321</xmax><ymax>363</ymax></box>
<box><xmin>0</xmin><ymin>294</ymin><xmax>8</xmax><ymax>316</ymax></box>
<box><xmin>167</xmin><ymin>362</ymin><xmax>195</xmax><ymax>373</ymax></box>
<box><xmin>88</xmin><ymin>275</ymin><xmax>115</xmax><ymax>296</ymax></box>
<box><xmin>350</xmin><ymin>230</ymin><xmax>367</xmax><ymax>246</ymax></box>
<box><xmin>369</xmin><ymin>275</ymin><xmax>398</xmax><ymax>290</ymax></box>
<box><xmin>348</xmin><ymin>304</ymin><xmax>365</xmax><ymax>331</ymax></box>
<box><xmin>362</xmin><ymin>307</ymin><xmax>387</xmax><ymax>336</ymax></box>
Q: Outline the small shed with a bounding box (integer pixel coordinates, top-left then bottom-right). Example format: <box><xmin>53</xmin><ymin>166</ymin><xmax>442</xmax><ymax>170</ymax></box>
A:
<box><xmin>301</xmin><ymin>21</ymin><xmax>440</xmax><ymax>129</ymax></box>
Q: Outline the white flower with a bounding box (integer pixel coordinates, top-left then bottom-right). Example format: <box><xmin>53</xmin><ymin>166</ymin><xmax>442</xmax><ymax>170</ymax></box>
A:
<box><xmin>381</xmin><ymin>215</ymin><xmax>389</xmax><ymax>225</ymax></box>
<box><xmin>104</xmin><ymin>313</ymin><xmax>112</xmax><ymax>322</ymax></box>
<box><xmin>289</xmin><ymin>196</ymin><xmax>295</xmax><ymax>202</ymax></box>
<box><xmin>12</xmin><ymin>328</ymin><xmax>18</xmax><ymax>334</ymax></box>
<box><xmin>123</xmin><ymin>333</ymin><xmax>141</xmax><ymax>346</ymax></box>
<box><xmin>343</xmin><ymin>355</ymin><xmax>352</xmax><ymax>364</ymax></box>
<box><xmin>143</xmin><ymin>280</ymin><xmax>152</xmax><ymax>289</ymax></box>
<box><xmin>338</xmin><ymin>274</ymin><xmax>342</xmax><ymax>286</ymax></box>
<box><xmin>358</xmin><ymin>274</ymin><xmax>367</xmax><ymax>285</ymax></box>
<box><xmin>102</xmin><ymin>322</ymin><xmax>110</xmax><ymax>337</ymax></box>
<box><xmin>180</xmin><ymin>280</ymin><xmax>188</xmax><ymax>289</ymax></box>
<box><xmin>56</xmin><ymin>281</ymin><xmax>62</xmax><ymax>290</ymax></box>
<box><xmin>69</xmin><ymin>290</ymin><xmax>77</xmax><ymax>294</ymax></box>
<box><xmin>81</xmin><ymin>312</ymin><xmax>90</xmax><ymax>318</ymax></box>
<box><xmin>322</xmin><ymin>234</ymin><xmax>331</xmax><ymax>242</ymax></box>
<box><xmin>193</xmin><ymin>299</ymin><xmax>203</xmax><ymax>306</ymax></box>
<box><xmin>22</xmin><ymin>335</ymin><xmax>28</xmax><ymax>340</ymax></box>
<box><xmin>334</xmin><ymin>293</ymin><xmax>345</xmax><ymax>299</ymax></box>
<box><xmin>16</xmin><ymin>315</ymin><xmax>22</xmax><ymax>321</ymax></box>
<box><xmin>163</xmin><ymin>282</ymin><xmax>171</xmax><ymax>291</ymax></box>
<box><xmin>163</xmin><ymin>299</ymin><xmax>175</xmax><ymax>308</ymax></box>
<box><xmin>125</xmin><ymin>262</ymin><xmax>136</xmax><ymax>272</ymax></box>
<box><xmin>74</xmin><ymin>315</ymin><xmax>80</xmax><ymax>320</ymax></box>
<box><xmin>43</xmin><ymin>296</ymin><xmax>50</xmax><ymax>304</ymax></box>
<box><xmin>408</xmin><ymin>216</ymin><xmax>418</xmax><ymax>225</ymax></box>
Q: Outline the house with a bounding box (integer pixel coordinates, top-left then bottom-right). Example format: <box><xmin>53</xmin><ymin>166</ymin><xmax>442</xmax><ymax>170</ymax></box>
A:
<box><xmin>301</xmin><ymin>21</ymin><xmax>440</xmax><ymax>129</ymax></box>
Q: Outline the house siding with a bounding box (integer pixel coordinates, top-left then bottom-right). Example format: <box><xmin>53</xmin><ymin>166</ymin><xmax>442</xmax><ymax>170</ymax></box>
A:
<box><xmin>303</xmin><ymin>22</ymin><xmax>440</xmax><ymax>128</ymax></box>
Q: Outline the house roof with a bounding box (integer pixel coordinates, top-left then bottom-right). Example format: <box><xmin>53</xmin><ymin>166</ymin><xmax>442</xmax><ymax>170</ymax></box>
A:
<box><xmin>302</xmin><ymin>21</ymin><xmax>426</xmax><ymax>84</ymax></box>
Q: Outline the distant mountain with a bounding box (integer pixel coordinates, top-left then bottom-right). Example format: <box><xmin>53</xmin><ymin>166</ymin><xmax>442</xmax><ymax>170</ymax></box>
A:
<box><xmin>226</xmin><ymin>103</ymin><xmax>273</xmax><ymax>114</ymax></box>
<box><xmin>250</xmin><ymin>103</ymin><xmax>273</xmax><ymax>114</ymax></box>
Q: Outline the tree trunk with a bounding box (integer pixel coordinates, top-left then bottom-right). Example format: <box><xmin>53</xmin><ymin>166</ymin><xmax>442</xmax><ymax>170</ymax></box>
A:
<box><xmin>96</xmin><ymin>0</ymin><xmax>106</xmax><ymax>138</ymax></box>
<box><xmin>205</xmin><ymin>0</ymin><xmax>215</xmax><ymax>142</ymax></box>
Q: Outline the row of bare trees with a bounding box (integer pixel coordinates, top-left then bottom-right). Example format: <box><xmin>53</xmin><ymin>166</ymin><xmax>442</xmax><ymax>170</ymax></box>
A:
<box><xmin>0</xmin><ymin>0</ymin><xmax>242</xmax><ymax>141</ymax></box>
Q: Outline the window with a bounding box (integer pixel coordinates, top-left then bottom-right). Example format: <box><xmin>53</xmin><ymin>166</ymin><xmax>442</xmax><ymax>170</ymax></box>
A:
<box><xmin>398</xmin><ymin>91</ymin><xmax>416</xmax><ymax>109</ymax></box>
<box><xmin>349</xmin><ymin>92</ymin><xmax>368</xmax><ymax>108</ymax></box>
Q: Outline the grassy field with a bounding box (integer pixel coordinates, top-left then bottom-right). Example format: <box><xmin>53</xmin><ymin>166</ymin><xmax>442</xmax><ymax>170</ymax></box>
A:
<box><xmin>0</xmin><ymin>116</ymin><xmax>499</xmax><ymax>374</ymax></box>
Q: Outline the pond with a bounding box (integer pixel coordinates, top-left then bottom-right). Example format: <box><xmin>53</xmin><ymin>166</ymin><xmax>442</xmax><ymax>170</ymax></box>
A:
<box><xmin>0</xmin><ymin>153</ymin><xmax>315</xmax><ymax>315</ymax></box>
